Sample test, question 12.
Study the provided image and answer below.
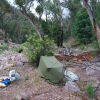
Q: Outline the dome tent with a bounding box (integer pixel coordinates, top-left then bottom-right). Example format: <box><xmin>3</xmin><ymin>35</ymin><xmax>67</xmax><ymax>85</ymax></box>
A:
<box><xmin>38</xmin><ymin>56</ymin><xmax>65</xmax><ymax>85</ymax></box>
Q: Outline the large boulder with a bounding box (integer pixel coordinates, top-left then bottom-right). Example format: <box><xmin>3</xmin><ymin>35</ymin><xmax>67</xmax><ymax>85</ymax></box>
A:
<box><xmin>64</xmin><ymin>81</ymin><xmax>81</xmax><ymax>93</ymax></box>
<box><xmin>86</xmin><ymin>63</ymin><xmax>100</xmax><ymax>76</ymax></box>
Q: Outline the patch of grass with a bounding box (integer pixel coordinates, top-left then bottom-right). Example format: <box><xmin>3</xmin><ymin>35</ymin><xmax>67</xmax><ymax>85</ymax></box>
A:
<box><xmin>34</xmin><ymin>77</ymin><xmax>40</xmax><ymax>83</ymax></box>
<box><xmin>67</xmin><ymin>61</ymin><xmax>72</xmax><ymax>66</ymax></box>
<box><xmin>72</xmin><ymin>92</ymin><xmax>82</xmax><ymax>98</ymax></box>
<box><xmin>78</xmin><ymin>44</ymin><xmax>85</xmax><ymax>50</ymax></box>
<box><xmin>86</xmin><ymin>84</ymin><xmax>95</xmax><ymax>99</ymax></box>
<box><xmin>13</xmin><ymin>46</ymin><xmax>23</xmax><ymax>53</ymax></box>
<box><xmin>0</xmin><ymin>50</ymin><xmax>2</xmax><ymax>54</ymax></box>
<box><xmin>24</xmin><ymin>74</ymin><xmax>29</xmax><ymax>80</ymax></box>
<box><xmin>34</xmin><ymin>77</ymin><xmax>40</xmax><ymax>87</ymax></box>
<box><xmin>76</xmin><ymin>81</ymin><xmax>86</xmax><ymax>91</ymax></box>
<box><xmin>91</xmin><ymin>51</ymin><xmax>98</xmax><ymax>57</ymax></box>
<box><xmin>25</xmin><ymin>82</ymin><xmax>30</xmax><ymax>88</ymax></box>
<box><xmin>65</xmin><ymin>37</ymin><xmax>78</xmax><ymax>47</ymax></box>
<box><xmin>92</xmin><ymin>41</ymin><xmax>99</xmax><ymax>50</ymax></box>
<box><xmin>12</xmin><ymin>94</ymin><xmax>17</xmax><ymax>100</ymax></box>
<box><xmin>0</xmin><ymin>45</ymin><xmax>9</xmax><ymax>50</ymax></box>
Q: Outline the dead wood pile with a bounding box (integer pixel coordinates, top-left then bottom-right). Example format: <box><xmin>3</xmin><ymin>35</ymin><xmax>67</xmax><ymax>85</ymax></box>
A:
<box><xmin>54</xmin><ymin>47</ymin><xmax>96</xmax><ymax>62</ymax></box>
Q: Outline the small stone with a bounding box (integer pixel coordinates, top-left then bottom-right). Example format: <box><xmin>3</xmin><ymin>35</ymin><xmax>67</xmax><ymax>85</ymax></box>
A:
<box><xmin>20</xmin><ymin>92</ymin><xmax>29</xmax><ymax>100</ymax></box>
<box><xmin>16</xmin><ymin>61</ymin><xmax>23</xmax><ymax>67</ymax></box>
<box><xmin>16</xmin><ymin>95</ymin><xmax>22</xmax><ymax>100</ymax></box>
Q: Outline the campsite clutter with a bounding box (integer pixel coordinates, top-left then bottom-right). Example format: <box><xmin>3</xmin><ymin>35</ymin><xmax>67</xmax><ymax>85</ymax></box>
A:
<box><xmin>0</xmin><ymin>50</ymin><xmax>28</xmax><ymax>70</ymax></box>
<box><xmin>0</xmin><ymin>70</ymin><xmax>20</xmax><ymax>87</ymax></box>
<box><xmin>0</xmin><ymin>50</ymin><xmax>27</xmax><ymax>88</ymax></box>
<box><xmin>0</xmin><ymin>45</ymin><xmax>100</xmax><ymax>99</ymax></box>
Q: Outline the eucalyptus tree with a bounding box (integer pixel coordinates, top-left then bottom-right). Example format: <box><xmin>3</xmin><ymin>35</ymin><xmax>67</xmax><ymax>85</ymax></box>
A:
<box><xmin>14</xmin><ymin>0</ymin><xmax>44</xmax><ymax>39</ymax></box>
<box><xmin>90</xmin><ymin>0</ymin><xmax>100</xmax><ymax>26</ymax></box>
<box><xmin>45</xmin><ymin>0</ymin><xmax>64</xmax><ymax>46</ymax></box>
<box><xmin>61</xmin><ymin>0</ymin><xmax>81</xmax><ymax>37</ymax></box>
<box><xmin>0</xmin><ymin>0</ymin><xmax>13</xmax><ymax>13</ymax></box>
<box><xmin>0</xmin><ymin>0</ymin><xmax>13</xmax><ymax>29</ymax></box>
<box><xmin>0</xmin><ymin>0</ymin><xmax>35</xmax><ymax>43</ymax></box>
<box><xmin>81</xmin><ymin>0</ymin><xmax>100</xmax><ymax>47</ymax></box>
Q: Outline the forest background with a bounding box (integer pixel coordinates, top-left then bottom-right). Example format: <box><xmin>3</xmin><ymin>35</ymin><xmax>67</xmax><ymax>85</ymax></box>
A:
<box><xmin>0</xmin><ymin>0</ymin><xmax>100</xmax><ymax>64</ymax></box>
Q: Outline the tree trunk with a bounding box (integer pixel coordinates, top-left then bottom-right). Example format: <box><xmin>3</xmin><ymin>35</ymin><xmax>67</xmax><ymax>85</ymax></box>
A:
<box><xmin>57</xmin><ymin>0</ymin><xmax>64</xmax><ymax>47</ymax></box>
<box><xmin>24</xmin><ymin>14</ymin><xmax>43</xmax><ymax>39</ymax></box>
<box><xmin>81</xmin><ymin>0</ymin><xmax>100</xmax><ymax>47</ymax></box>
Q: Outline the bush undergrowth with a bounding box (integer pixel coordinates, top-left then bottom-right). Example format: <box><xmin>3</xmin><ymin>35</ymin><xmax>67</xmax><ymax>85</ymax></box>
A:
<box><xmin>0</xmin><ymin>45</ymin><xmax>9</xmax><ymax>50</ymax></box>
<box><xmin>86</xmin><ymin>84</ymin><xmax>95</xmax><ymax>99</ymax></box>
<box><xmin>78</xmin><ymin>44</ymin><xmax>85</xmax><ymax>50</ymax></box>
<box><xmin>24</xmin><ymin>33</ymin><xmax>54</xmax><ymax>66</ymax></box>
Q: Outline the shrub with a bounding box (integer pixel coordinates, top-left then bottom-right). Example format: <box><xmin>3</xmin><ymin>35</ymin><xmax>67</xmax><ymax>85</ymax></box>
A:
<box><xmin>13</xmin><ymin>46</ymin><xmax>23</xmax><ymax>53</ymax></box>
<box><xmin>78</xmin><ymin>44</ymin><xmax>85</xmax><ymax>50</ymax></box>
<box><xmin>71</xmin><ymin>8</ymin><xmax>94</xmax><ymax>44</ymax></box>
<box><xmin>0</xmin><ymin>45</ymin><xmax>9</xmax><ymax>50</ymax></box>
<box><xmin>92</xmin><ymin>40</ymin><xmax>99</xmax><ymax>50</ymax></box>
<box><xmin>24</xmin><ymin>33</ymin><xmax>54</xmax><ymax>66</ymax></box>
<box><xmin>24</xmin><ymin>74</ymin><xmax>29</xmax><ymax>80</ymax></box>
<box><xmin>86</xmin><ymin>84</ymin><xmax>95</xmax><ymax>99</ymax></box>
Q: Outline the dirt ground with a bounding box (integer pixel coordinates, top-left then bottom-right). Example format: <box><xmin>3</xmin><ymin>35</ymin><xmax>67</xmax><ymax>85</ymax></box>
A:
<box><xmin>0</xmin><ymin>62</ymin><xmax>83</xmax><ymax>100</ymax></box>
<box><xmin>0</xmin><ymin>51</ymin><xmax>100</xmax><ymax>100</ymax></box>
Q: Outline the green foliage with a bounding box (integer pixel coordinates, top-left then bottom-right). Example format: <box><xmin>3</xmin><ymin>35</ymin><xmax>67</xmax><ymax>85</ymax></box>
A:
<box><xmin>90</xmin><ymin>0</ymin><xmax>100</xmax><ymax>26</ymax></box>
<box><xmin>78</xmin><ymin>44</ymin><xmax>85</xmax><ymax>50</ymax></box>
<box><xmin>0</xmin><ymin>0</ymin><xmax>13</xmax><ymax>13</ymax></box>
<box><xmin>24</xmin><ymin>33</ymin><xmax>54</xmax><ymax>66</ymax></box>
<box><xmin>92</xmin><ymin>40</ymin><xmax>99</xmax><ymax>50</ymax></box>
<box><xmin>13</xmin><ymin>46</ymin><xmax>23</xmax><ymax>53</ymax></box>
<box><xmin>0</xmin><ymin>8</ymin><xmax>35</xmax><ymax>44</ymax></box>
<box><xmin>0</xmin><ymin>45</ymin><xmax>9</xmax><ymax>50</ymax></box>
<box><xmin>71</xmin><ymin>7</ymin><xmax>94</xmax><ymax>44</ymax></box>
<box><xmin>86</xmin><ymin>84</ymin><xmax>95</xmax><ymax>99</ymax></box>
<box><xmin>24</xmin><ymin>74</ymin><xmax>29</xmax><ymax>80</ymax></box>
<box><xmin>35</xmin><ymin>5</ymin><xmax>43</xmax><ymax>15</ymax></box>
<box><xmin>67</xmin><ymin>61</ymin><xmax>72</xmax><ymax>66</ymax></box>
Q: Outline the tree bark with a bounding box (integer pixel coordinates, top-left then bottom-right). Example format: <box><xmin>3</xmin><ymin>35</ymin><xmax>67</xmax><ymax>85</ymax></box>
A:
<box><xmin>22</xmin><ymin>11</ymin><xmax>43</xmax><ymax>39</ymax></box>
<box><xmin>81</xmin><ymin>0</ymin><xmax>100</xmax><ymax>47</ymax></box>
<box><xmin>57</xmin><ymin>0</ymin><xmax>64</xmax><ymax>47</ymax></box>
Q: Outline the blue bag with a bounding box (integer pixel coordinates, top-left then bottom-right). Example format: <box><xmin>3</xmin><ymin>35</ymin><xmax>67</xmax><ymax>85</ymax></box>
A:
<box><xmin>2</xmin><ymin>78</ymin><xmax>11</xmax><ymax>86</ymax></box>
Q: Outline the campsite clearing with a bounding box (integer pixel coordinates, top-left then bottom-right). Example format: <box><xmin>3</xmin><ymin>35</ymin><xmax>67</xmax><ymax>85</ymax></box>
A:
<box><xmin>0</xmin><ymin>48</ymin><xmax>100</xmax><ymax>100</ymax></box>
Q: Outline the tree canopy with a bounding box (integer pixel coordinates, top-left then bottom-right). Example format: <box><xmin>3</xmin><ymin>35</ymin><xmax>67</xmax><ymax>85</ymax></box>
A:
<box><xmin>0</xmin><ymin>0</ymin><xmax>100</xmax><ymax>48</ymax></box>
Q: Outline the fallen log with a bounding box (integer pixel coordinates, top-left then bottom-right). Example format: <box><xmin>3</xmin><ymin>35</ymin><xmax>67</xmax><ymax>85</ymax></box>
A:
<box><xmin>54</xmin><ymin>51</ymin><xmax>94</xmax><ymax>62</ymax></box>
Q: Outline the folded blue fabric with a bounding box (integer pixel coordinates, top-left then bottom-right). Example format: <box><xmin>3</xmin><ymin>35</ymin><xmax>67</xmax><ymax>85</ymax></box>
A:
<box><xmin>2</xmin><ymin>78</ymin><xmax>11</xmax><ymax>86</ymax></box>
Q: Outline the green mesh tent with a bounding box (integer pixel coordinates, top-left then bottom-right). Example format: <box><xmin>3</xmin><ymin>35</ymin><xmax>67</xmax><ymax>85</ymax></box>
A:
<box><xmin>38</xmin><ymin>56</ymin><xmax>65</xmax><ymax>84</ymax></box>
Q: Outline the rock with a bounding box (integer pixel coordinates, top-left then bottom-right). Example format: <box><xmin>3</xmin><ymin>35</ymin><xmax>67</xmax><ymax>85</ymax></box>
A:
<box><xmin>91</xmin><ymin>57</ymin><xmax>100</xmax><ymax>63</ymax></box>
<box><xmin>86</xmin><ymin>67</ymin><xmax>95</xmax><ymax>76</ymax></box>
<box><xmin>20</xmin><ymin>92</ymin><xmax>29</xmax><ymax>100</ymax></box>
<box><xmin>0</xmin><ymin>65</ymin><xmax>3</xmax><ymax>70</ymax></box>
<box><xmin>14</xmin><ymin>56</ymin><xmax>21</xmax><ymax>61</ymax></box>
<box><xmin>64</xmin><ymin>81</ymin><xmax>81</xmax><ymax>93</ymax></box>
<box><xmin>16</xmin><ymin>61</ymin><xmax>23</xmax><ymax>67</ymax></box>
<box><xmin>7</xmin><ymin>55</ymin><xmax>12</xmax><ymax>60</ymax></box>
<box><xmin>6</xmin><ymin>63</ymin><xmax>14</xmax><ymax>67</ymax></box>
<box><xmin>0</xmin><ymin>57</ymin><xmax>8</xmax><ymax>65</ymax></box>
<box><xmin>3</xmin><ymin>63</ymin><xmax>14</xmax><ymax>70</ymax></box>
<box><xmin>20</xmin><ymin>57</ymin><xmax>28</xmax><ymax>62</ymax></box>
<box><xmin>11</xmin><ymin>56</ymin><xmax>15</xmax><ymax>60</ymax></box>
<box><xmin>16</xmin><ymin>95</ymin><xmax>22</xmax><ymax>100</ymax></box>
<box><xmin>86</xmin><ymin>65</ymin><xmax>100</xmax><ymax>76</ymax></box>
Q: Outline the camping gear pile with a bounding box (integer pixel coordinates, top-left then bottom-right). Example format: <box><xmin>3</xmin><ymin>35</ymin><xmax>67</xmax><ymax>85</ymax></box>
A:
<box><xmin>0</xmin><ymin>70</ymin><xmax>20</xmax><ymax>87</ymax></box>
